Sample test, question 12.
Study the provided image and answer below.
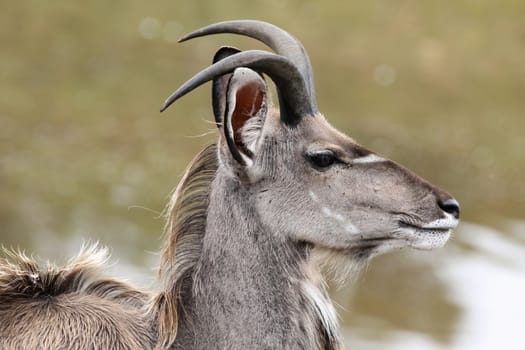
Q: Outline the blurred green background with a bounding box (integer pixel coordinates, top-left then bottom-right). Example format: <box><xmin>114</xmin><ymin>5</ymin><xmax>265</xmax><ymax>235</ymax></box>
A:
<box><xmin>1</xmin><ymin>1</ymin><xmax>524</xmax><ymax>349</ymax></box>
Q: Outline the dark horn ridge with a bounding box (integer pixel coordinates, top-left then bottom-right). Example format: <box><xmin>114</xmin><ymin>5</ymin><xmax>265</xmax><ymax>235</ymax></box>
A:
<box><xmin>161</xmin><ymin>50</ymin><xmax>315</xmax><ymax>127</ymax></box>
<box><xmin>178</xmin><ymin>20</ymin><xmax>318</xmax><ymax>112</ymax></box>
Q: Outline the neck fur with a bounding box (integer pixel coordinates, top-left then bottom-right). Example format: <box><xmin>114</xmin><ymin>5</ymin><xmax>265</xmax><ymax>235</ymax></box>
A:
<box><xmin>153</xmin><ymin>144</ymin><xmax>342</xmax><ymax>350</ymax></box>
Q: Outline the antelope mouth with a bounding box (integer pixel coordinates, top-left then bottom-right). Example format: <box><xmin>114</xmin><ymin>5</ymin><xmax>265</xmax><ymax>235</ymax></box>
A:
<box><xmin>350</xmin><ymin>217</ymin><xmax>457</xmax><ymax>258</ymax></box>
<box><xmin>397</xmin><ymin>219</ymin><xmax>457</xmax><ymax>250</ymax></box>
<box><xmin>399</xmin><ymin>221</ymin><xmax>452</xmax><ymax>233</ymax></box>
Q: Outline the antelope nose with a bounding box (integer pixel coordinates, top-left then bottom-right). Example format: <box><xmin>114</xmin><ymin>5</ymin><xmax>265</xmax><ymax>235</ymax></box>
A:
<box><xmin>438</xmin><ymin>198</ymin><xmax>460</xmax><ymax>219</ymax></box>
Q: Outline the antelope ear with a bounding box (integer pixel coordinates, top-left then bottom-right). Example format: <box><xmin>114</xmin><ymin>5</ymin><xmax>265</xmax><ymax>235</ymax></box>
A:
<box><xmin>211</xmin><ymin>46</ymin><xmax>241</xmax><ymax>126</ymax></box>
<box><xmin>222</xmin><ymin>67</ymin><xmax>268</xmax><ymax>166</ymax></box>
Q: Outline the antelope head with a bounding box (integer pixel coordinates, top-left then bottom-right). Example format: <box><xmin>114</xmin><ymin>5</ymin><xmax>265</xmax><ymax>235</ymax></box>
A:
<box><xmin>162</xmin><ymin>20</ymin><xmax>459</xmax><ymax>265</ymax></box>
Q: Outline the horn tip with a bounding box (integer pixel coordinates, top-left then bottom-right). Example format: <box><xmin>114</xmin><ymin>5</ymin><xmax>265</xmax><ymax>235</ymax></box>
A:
<box><xmin>160</xmin><ymin>101</ymin><xmax>170</xmax><ymax>112</ymax></box>
<box><xmin>178</xmin><ymin>32</ymin><xmax>195</xmax><ymax>43</ymax></box>
<box><xmin>160</xmin><ymin>92</ymin><xmax>181</xmax><ymax>112</ymax></box>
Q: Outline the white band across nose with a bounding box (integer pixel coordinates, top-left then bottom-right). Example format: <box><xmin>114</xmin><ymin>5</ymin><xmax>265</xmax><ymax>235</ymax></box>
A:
<box><xmin>422</xmin><ymin>212</ymin><xmax>459</xmax><ymax>229</ymax></box>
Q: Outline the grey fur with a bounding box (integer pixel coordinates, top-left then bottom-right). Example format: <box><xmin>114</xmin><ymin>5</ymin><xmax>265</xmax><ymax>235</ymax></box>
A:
<box><xmin>0</xmin><ymin>20</ymin><xmax>459</xmax><ymax>350</ymax></box>
<box><xmin>0</xmin><ymin>244</ymin><xmax>155</xmax><ymax>349</ymax></box>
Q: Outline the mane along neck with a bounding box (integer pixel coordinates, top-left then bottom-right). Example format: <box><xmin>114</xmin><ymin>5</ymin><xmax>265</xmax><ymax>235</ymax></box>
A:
<box><xmin>154</xmin><ymin>143</ymin><xmax>218</xmax><ymax>348</ymax></box>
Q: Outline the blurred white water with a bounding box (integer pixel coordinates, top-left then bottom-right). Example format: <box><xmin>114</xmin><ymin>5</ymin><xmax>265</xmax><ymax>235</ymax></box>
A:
<box><xmin>344</xmin><ymin>221</ymin><xmax>525</xmax><ymax>350</ymax></box>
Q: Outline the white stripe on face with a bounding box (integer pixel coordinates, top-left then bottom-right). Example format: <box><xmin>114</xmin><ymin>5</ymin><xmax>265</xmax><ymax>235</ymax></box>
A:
<box><xmin>351</xmin><ymin>154</ymin><xmax>387</xmax><ymax>164</ymax></box>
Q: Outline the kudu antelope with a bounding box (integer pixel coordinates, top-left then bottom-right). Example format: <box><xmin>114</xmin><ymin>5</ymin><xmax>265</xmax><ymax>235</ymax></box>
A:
<box><xmin>0</xmin><ymin>20</ymin><xmax>460</xmax><ymax>350</ymax></box>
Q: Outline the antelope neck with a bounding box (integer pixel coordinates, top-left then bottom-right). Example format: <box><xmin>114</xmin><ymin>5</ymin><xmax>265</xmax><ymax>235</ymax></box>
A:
<box><xmin>174</xmin><ymin>170</ymin><xmax>340</xmax><ymax>350</ymax></box>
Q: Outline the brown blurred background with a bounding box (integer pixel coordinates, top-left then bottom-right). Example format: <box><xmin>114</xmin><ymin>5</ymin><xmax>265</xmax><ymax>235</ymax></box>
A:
<box><xmin>1</xmin><ymin>1</ymin><xmax>524</xmax><ymax>349</ymax></box>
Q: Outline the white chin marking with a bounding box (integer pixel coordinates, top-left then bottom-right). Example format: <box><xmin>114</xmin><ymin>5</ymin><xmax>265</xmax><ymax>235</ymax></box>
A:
<box><xmin>409</xmin><ymin>229</ymin><xmax>451</xmax><ymax>250</ymax></box>
<box><xmin>351</xmin><ymin>154</ymin><xmax>386</xmax><ymax>164</ymax></box>
<box><xmin>396</xmin><ymin>225</ymin><xmax>452</xmax><ymax>250</ymax></box>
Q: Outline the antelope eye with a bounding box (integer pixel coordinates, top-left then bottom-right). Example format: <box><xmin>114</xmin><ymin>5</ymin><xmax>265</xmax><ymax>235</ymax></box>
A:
<box><xmin>307</xmin><ymin>151</ymin><xmax>337</xmax><ymax>168</ymax></box>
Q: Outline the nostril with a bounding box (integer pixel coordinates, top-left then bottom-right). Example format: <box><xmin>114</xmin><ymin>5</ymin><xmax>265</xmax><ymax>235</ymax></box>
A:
<box><xmin>438</xmin><ymin>198</ymin><xmax>460</xmax><ymax>219</ymax></box>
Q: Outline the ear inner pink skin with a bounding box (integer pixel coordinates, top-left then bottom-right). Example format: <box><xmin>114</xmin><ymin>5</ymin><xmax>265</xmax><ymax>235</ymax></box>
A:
<box><xmin>230</xmin><ymin>83</ymin><xmax>264</xmax><ymax>158</ymax></box>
